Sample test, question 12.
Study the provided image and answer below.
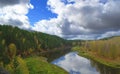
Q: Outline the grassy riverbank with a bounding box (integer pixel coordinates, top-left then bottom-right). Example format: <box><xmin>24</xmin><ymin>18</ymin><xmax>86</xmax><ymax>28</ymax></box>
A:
<box><xmin>72</xmin><ymin>46</ymin><xmax>120</xmax><ymax>68</ymax></box>
<box><xmin>3</xmin><ymin>56</ymin><xmax>68</xmax><ymax>74</ymax></box>
<box><xmin>25</xmin><ymin>56</ymin><xmax>68</xmax><ymax>74</ymax></box>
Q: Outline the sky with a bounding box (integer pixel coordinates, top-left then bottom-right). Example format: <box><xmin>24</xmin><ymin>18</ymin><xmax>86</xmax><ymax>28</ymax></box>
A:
<box><xmin>0</xmin><ymin>0</ymin><xmax>120</xmax><ymax>40</ymax></box>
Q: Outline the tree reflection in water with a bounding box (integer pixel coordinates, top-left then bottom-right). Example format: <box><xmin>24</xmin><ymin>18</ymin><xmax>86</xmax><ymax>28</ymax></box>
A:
<box><xmin>90</xmin><ymin>60</ymin><xmax>120</xmax><ymax>74</ymax></box>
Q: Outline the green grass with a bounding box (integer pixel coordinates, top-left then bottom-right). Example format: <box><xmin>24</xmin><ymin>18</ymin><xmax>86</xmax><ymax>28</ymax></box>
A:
<box><xmin>5</xmin><ymin>56</ymin><xmax>68</xmax><ymax>74</ymax></box>
<box><xmin>25</xmin><ymin>56</ymin><xmax>68</xmax><ymax>74</ymax></box>
<box><xmin>72</xmin><ymin>46</ymin><xmax>120</xmax><ymax>68</ymax></box>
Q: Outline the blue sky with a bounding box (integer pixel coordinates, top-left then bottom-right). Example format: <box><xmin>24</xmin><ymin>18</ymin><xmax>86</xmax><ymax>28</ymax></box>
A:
<box><xmin>100</xmin><ymin>0</ymin><xmax>107</xmax><ymax>3</ymax></box>
<box><xmin>27</xmin><ymin>0</ymin><xmax>57</xmax><ymax>26</ymax></box>
<box><xmin>0</xmin><ymin>0</ymin><xmax>120</xmax><ymax>40</ymax></box>
<box><xmin>28</xmin><ymin>0</ymin><xmax>108</xmax><ymax>26</ymax></box>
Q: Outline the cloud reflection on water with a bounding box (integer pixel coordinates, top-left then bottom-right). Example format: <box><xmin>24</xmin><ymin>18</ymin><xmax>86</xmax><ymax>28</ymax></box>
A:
<box><xmin>52</xmin><ymin>52</ymin><xmax>99</xmax><ymax>74</ymax></box>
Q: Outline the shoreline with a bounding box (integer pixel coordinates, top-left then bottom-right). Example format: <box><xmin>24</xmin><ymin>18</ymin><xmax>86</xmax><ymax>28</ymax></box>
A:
<box><xmin>72</xmin><ymin>48</ymin><xmax>120</xmax><ymax>69</ymax></box>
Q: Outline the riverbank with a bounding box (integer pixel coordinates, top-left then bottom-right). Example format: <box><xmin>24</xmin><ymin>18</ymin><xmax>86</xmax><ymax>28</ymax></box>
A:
<box><xmin>72</xmin><ymin>46</ymin><xmax>120</xmax><ymax>68</ymax></box>
<box><xmin>4</xmin><ymin>56</ymin><xmax>68</xmax><ymax>74</ymax></box>
<box><xmin>25</xmin><ymin>56</ymin><xmax>68</xmax><ymax>74</ymax></box>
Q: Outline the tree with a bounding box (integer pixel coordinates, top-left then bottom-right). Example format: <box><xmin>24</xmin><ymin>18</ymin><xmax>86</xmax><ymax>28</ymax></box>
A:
<box><xmin>8</xmin><ymin>43</ymin><xmax>17</xmax><ymax>61</ymax></box>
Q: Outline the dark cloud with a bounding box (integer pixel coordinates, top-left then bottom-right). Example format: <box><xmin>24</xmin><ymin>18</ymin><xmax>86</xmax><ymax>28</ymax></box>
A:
<box><xmin>60</xmin><ymin>0</ymin><xmax>120</xmax><ymax>36</ymax></box>
<box><xmin>8</xmin><ymin>19</ymin><xmax>23</xmax><ymax>26</ymax></box>
<box><xmin>0</xmin><ymin>0</ymin><xmax>30</xmax><ymax>7</ymax></box>
<box><xmin>0</xmin><ymin>0</ymin><xmax>20</xmax><ymax>7</ymax></box>
<box><xmin>61</xmin><ymin>19</ymin><xmax>71</xmax><ymax>35</ymax></box>
<box><xmin>100</xmin><ymin>13</ymin><xmax>120</xmax><ymax>30</ymax></box>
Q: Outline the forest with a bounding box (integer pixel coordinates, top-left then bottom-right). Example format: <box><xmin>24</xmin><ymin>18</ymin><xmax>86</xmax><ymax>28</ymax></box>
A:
<box><xmin>0</xmin><ymin>25</ymin><xmax>70</xmax><ymax>74</ymax></box>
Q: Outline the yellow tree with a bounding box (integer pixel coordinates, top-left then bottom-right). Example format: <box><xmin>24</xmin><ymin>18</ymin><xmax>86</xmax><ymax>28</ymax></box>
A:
<box><xmin>8</xmin><ymin>43</ymin><xmax>17</xmax><ymax>61</ymax></box>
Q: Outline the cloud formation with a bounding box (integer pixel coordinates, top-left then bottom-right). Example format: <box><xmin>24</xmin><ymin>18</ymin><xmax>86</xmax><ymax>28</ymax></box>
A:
<box><xmin>33</xmin><ymin>0</ymin><xmax>120</xmax><ymax>39</ymax></box>
<box><xmin>0</xmin><ymin>0</ymin><xmax>34</xmax><ymax>29</ymax></box>
<box><xmin>0</xmin><ymin>0</ymin><xmax>120</xmax><ymax>39</ymax></box>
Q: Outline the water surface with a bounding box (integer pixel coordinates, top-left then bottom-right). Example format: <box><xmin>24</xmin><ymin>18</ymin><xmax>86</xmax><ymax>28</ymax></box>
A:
<box><xmin>52</xmin><ymin>52</ymin><xmax>120</xmax><ymax>74</ymax></box>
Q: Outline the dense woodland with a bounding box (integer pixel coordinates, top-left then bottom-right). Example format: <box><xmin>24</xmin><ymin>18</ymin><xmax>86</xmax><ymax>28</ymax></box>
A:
<box><xmin>0</xmin><ymin>25</ymin><xmax>70</xmax><ymax>74</ymax></box>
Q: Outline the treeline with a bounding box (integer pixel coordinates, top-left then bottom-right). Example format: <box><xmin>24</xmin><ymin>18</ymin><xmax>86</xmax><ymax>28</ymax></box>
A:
<box><xmin>0</xmin><ymin>25</ymin><xmax>70</xmax><ymax>65</ymax></box>
<box><xmin>79</xmin><ymin>37</ymin><xmax>120</xmax><ymax>59</ymax></box>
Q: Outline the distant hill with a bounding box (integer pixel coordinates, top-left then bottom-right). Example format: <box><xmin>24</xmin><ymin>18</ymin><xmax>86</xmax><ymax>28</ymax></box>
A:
<box><xmin>0</xmin><ymin>25</ymin><xmax>71</xmax><ymax>62</ymax></box>
<box><xmin>98</xmin><ymin>36</ymin><xmax>120</xmax><ymax>40</ymax></box>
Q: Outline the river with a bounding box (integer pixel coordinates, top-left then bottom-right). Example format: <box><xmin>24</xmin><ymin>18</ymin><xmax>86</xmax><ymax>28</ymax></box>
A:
<box><xmin>52</xmin><ymin>52</ymin><xmax>120</xmax><ymax>74</ymax></box>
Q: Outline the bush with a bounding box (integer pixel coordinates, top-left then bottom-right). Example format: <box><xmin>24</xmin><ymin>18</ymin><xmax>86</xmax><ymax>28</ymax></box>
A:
<box><xmin>15</xmin><ymin>57</ymin><xmax>29</xmax><ymax>74</ymax></box>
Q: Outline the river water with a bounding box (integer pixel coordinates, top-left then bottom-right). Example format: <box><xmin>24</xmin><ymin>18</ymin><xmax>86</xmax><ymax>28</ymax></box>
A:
<box><xmin>52</xmin><ymin>52</ymin><xmax>120</xmax><ymax>74</ymax></box>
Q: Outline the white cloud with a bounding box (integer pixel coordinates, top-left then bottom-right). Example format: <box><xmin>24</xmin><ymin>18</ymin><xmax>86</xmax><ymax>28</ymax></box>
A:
<box><xmin>0</xmin><ymin>0</ymin><xmax>34</xmax><ymax>29</ymax></box>
<box><xmin>32</xmin><ymin>18</ymin><xmax>62</xmax><ymax>36</ymax></box>
<box><xmin>33</xmin><ymin>0</ymin><xmax>120</xmax><ymax>39</ymax></box>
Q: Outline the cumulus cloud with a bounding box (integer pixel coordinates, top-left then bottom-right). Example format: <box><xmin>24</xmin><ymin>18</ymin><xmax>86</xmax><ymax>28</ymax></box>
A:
<box><xmin>32</xmin><ymin>18</ymin><xmax>62</xmax><ymax>35</ymax></box>
<box><xmin>0</xmin><ymin>0</ymin><xmax>34</xmax><ymax>29</ymax></box>
<box><xmin>52</xmin><ymin>52</ymin><xmax>99</xmax><ymax>74</ymax></box>
<box><xmin>33</xmin><ymin>0</ymin><xmax>120</xmax><ymax>39</ymax></box>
